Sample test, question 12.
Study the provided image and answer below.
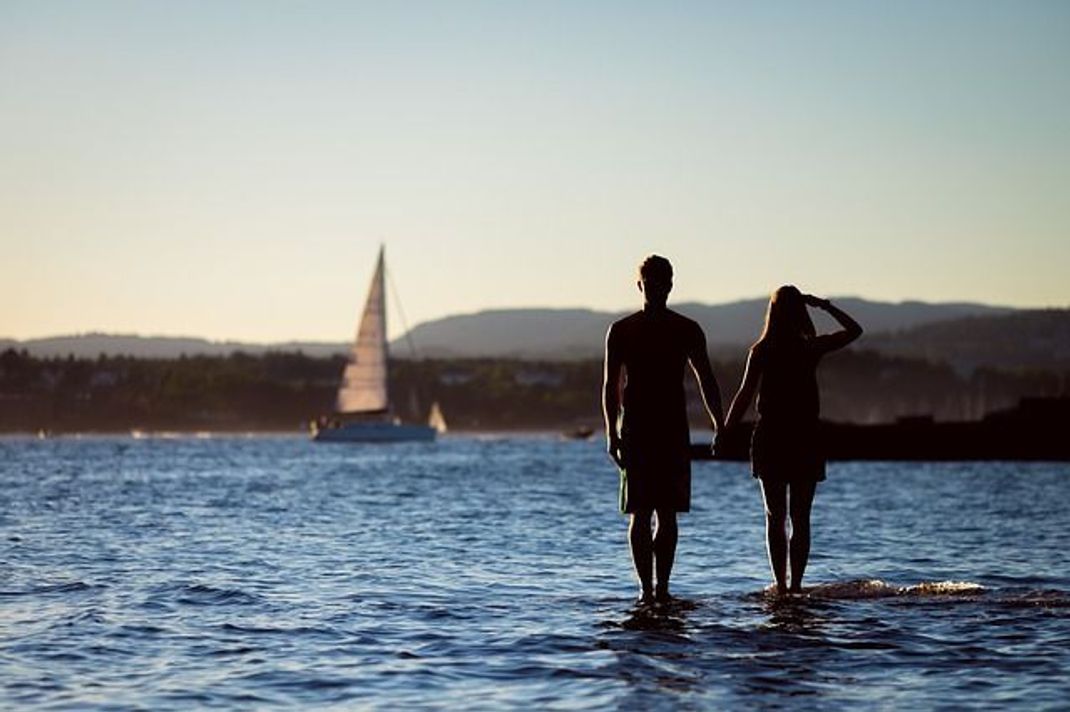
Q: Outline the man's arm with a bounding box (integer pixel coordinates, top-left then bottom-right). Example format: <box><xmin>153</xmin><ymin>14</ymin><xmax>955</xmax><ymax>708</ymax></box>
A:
<box><xmin>602</xmin><ymin>323</ymin><xmax>625</xmax><ymax>467</ymax></box>
<box><xmin>687</xmin><ymin>326</ymin><xmax>724</xmax><ymax>432</ymax></box>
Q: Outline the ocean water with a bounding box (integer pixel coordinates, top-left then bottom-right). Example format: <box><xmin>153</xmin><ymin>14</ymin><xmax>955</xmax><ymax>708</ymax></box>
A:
<box><xmin>2</xmin><ymin>435</ymin><xmax>1069</xmax><ymax>709</ymax></box>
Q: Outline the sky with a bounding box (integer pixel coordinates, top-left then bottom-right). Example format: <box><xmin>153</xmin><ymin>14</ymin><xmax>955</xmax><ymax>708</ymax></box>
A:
<box><xmin>1</xmin><ymin>1</ymin><xmax>1068</xmax><ymax>342</ymax></box>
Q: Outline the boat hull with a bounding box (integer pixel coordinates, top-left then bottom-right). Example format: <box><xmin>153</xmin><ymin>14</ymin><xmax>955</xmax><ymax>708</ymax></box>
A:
<box><xmin>312</xmin><ymin>421</ymin><xmax>436</xmax><ymax>443</ymax></box>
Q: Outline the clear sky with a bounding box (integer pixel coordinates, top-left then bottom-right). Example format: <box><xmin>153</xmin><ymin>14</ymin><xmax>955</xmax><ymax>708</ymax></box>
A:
<box><xmin>2</xmin><ymin>1</ymin><xmax>1068</xmax><ymax>341</ymax></box>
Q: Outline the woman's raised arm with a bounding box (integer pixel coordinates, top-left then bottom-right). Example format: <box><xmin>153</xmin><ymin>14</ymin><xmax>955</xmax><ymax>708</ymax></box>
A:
<box><xmin>806</xmin><ymin>296</ymin><xmax>863</xmax><ymax>354</ymax></box>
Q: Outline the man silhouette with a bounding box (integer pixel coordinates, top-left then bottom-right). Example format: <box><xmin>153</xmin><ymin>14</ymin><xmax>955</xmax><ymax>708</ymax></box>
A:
<box><xmin>603</xmin><ymin>255</ymin><xmax>723</xmax><ymax>604</ymax></box>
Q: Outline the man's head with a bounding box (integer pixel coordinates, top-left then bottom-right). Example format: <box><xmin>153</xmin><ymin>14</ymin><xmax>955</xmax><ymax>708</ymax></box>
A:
<box><xmin>637</xmin><ymin>255</ymin><xmax>673</xmax><ymax>308</ymax></box>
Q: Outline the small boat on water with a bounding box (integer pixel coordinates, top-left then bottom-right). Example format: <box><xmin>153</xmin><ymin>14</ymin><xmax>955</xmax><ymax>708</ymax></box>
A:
<box><xmin>312</xmin><ymin>247</ymin><xmax>438</xmax><ymax>443</ymax></box>
<box><xmin>561</xmin><ymin>425</ymin><xmax>595</xmax><ymax>441</ymax></box>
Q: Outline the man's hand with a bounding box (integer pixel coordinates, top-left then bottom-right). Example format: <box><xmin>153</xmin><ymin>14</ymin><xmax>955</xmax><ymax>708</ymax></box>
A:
<box><xmin>607</xmin><ymin>434</ymin><xmax>625</xmax><ymax>468</ymax></box>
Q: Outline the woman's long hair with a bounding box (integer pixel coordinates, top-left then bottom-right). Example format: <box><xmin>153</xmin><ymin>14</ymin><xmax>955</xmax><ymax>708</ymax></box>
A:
<box><xmin>756</xmin><ymin>285</ymin><xmax>815</xmax><ymax>345</ymax></box>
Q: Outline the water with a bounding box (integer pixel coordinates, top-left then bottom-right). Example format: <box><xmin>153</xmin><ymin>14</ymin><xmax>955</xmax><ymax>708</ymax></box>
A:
<box><xmin>2</xmin><ymin>436</ymin><xmax>1069</xmax><ymax>709</ymax></box>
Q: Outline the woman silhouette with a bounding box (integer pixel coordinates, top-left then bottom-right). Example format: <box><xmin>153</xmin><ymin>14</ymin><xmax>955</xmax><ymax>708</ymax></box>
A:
<box><xmin>724</xmin><ymin>287</ymin><xmax>862</xmax><ymax>595</ymax></box>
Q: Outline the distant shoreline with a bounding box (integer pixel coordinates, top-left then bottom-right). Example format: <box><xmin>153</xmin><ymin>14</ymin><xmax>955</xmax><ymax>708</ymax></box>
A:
<box><xmin>10</xmin><ymin>399</ymin><xmax>1070</xmax><ymax>462</ymax></box>
<box><xmin>0</xmin><ymin>427</ymin><xmax>582</xmax><ymax>439</ymax></box>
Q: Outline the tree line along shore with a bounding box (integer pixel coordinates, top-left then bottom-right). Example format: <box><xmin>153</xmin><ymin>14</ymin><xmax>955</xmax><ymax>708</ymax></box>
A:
<box><xmin>0</xmin><ymin>348</ymin><xmax>1066</xmax><ymax>434</ymax></box>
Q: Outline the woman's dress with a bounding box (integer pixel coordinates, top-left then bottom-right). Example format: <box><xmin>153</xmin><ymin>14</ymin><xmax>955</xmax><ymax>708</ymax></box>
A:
<box><xmin>750</xmin><ymin>339</ymin><xmax>827</xmax><ymax>483</ymax></box>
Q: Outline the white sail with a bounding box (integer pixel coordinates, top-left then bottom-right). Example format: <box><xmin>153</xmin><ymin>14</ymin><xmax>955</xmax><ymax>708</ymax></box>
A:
<box><xmin>428</xmin><ymin>401</ymin><xmax>448</xmax><ymax>433</ymax></box>
<box><xmin>335</xmin><ymin>247</ymin><xmax>389</xmax><ymax>414</ymax></box>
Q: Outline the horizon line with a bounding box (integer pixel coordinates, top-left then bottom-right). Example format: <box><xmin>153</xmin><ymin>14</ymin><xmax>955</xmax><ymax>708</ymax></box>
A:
<box><xmin>2</xmin><ymin>295</ymin><xmax>1067</xmax><ymax>345</ymax></box>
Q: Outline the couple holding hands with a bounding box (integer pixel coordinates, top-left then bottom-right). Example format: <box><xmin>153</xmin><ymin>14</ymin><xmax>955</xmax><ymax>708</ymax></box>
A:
<box><xmin>602</xmin><ymin>255</ymin><xmax>863</xmax><ymax>603</ymax></box>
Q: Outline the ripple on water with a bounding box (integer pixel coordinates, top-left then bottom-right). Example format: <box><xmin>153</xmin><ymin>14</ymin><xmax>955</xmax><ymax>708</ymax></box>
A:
<box><xmin>173</xmin><ymin>583</ymin><xmax>265</xmax><ymax>607</ymax></box>
<box><xmin>0</xmin><ymin>581</ymin><xmax>102</xmax><ymax>597</ymax></box>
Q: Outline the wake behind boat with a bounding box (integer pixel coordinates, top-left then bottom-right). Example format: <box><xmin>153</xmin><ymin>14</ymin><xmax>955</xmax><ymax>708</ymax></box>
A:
<box><xmin>311</xmin><ymin>247</ymin><xmax>440</xmax><ymax>443</ymax></box>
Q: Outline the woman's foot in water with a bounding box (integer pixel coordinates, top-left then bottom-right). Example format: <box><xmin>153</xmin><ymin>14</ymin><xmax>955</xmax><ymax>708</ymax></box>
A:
<box><xmin>654</xmin><ymin>585</ymin><xmax>673</xmax><ymax>604</ymax></box>
<box><xmin>637</xmin><ymin>588</ymin><xmax>656</xmax><ymax>606</ymax></box>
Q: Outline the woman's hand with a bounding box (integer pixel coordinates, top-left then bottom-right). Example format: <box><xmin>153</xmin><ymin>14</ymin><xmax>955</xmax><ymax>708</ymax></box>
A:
<box><xmin>607</xmin><ymin>433</ymin><xmax>625</xmax><ymax>468</ymax></box>
<box><xmin>809</xmin><ymin>297</ymin><xmax>863</xmax><ymax>351</ymax></box>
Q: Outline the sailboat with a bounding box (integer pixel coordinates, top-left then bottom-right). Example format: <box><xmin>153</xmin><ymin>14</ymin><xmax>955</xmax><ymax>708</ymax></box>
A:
<box><xmin>311</xmin><ymin>247</ymin><xmax>437</xmax><ymax>443</ymax></box>
<box><xmin>428</xmin><ymin>401</ymin><xmax>448</xmax><ymax>434</ymax></box>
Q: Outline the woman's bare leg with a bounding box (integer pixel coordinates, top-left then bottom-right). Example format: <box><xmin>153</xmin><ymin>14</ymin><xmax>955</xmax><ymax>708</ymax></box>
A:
<box><xmin>760</xmin><ymin>480</ymin><xmax>789</xmax><ymax>595</ymax></box>
<box><xmin>788</xmin><ymin>480</ymin><xmax>817</xmax><ymax>592</ymax></box>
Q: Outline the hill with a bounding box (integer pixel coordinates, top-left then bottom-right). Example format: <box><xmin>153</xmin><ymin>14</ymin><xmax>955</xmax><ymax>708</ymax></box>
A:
<box><xmin>0</xmin><ymin>333</ymin><xmax>349</xmax><ymax>360</ymax></box>
<box><xmin>865</xmin><ymin>309</ymin><xmax>1070</xmax><ymax>373</ymax></box>
<box><xmin>4</xmin><ymin>299</ymin><xmax>1051</xmax><ymax>369</ymax></box>
<box><xmin>398</xmin><ymin>298</ymin><xmax>1013</xmax><ymax>359</ymax></box>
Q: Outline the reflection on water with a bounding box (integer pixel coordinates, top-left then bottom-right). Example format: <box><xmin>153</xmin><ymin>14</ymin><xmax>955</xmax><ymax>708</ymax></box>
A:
<box><xmin>1</xmin><ymin>436</ymin><xmax>1069</xmax><ymax>708</ymax></box>
<box><xmin>616</xmin><ymin>597</ymin><xmax>698</xmax><ymax>632</ymax></box>
<box><xmin>595</xmin><ymin>580</ymin><xmax>1070</xmax><ymax>708</ymax></box>
<box><xmin>758</xmin><ymin>593</ymin><xmax>834</xmax><ymax>633</ymax></box>
<box><xmin>598</xmin><ymin>599</ymin><xmax>702</xmax><ymax>703</ymax></box>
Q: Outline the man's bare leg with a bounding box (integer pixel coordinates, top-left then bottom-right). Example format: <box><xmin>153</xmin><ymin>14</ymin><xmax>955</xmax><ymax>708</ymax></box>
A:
<box><xmin>629</xmin><ymin>511</ymin><xmax>654</xmax><ymax>603</ymax></box>
<box><xmin>653</xmin><ymin>508</ymin><xmax>678</xmax><ymax>602</ymax></box>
